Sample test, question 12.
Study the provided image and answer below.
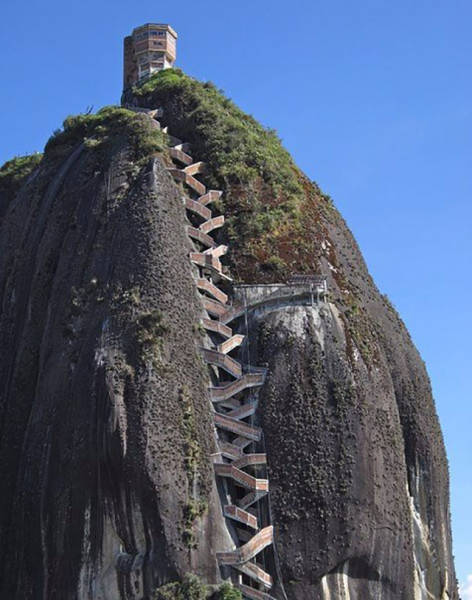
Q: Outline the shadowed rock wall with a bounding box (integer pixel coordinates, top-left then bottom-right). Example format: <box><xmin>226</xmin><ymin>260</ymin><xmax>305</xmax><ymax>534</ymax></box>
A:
<box><xmin>239</xmin><ymin>221</ymin><xmax>456</xmax><ymax>599</ymax></box>
<box><xmin>0</xmin><ymin>143</ymin><xmax>229</xmax><ymax>599</ymax></box>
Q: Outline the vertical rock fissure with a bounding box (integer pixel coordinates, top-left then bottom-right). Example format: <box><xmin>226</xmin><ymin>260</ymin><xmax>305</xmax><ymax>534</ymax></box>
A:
<box><xmin>162</xmin><ymin>116</ymin><xmax>277</xmax><ymax>600</ymax></box>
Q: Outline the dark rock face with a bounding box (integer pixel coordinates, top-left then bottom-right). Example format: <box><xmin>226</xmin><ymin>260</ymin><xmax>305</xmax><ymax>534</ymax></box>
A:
<box><xmin>0</xmin><ymin>143</ymin><xmax>228</xmax><ymax>599</ymax></box>
<box><xmin>0</xmin><ymin>94</ymin><xmax>457</xmax><ymax>598</ymax></box>
<box><xmin>243</xmin><ymin>211</ymin><xmax>456</xmax><ymax>599</ymax></box>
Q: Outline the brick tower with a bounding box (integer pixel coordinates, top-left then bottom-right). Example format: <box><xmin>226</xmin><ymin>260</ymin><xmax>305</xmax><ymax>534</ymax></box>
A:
<box><xmin>123</xmin><ymin>23</ymin><xmax>177</xmax><ymax>90</ymax></box>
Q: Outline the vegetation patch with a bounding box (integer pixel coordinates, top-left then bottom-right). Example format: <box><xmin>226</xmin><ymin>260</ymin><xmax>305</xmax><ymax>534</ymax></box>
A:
<box><xmin>179</xmin><ymin>385</ymin><xmax>209</xmax><ymax>546</ymax></box>
<box><xmin>130</xmin><ymin>69</ymin><xmax>381</xmax><ymax>366</ymax></box>
<box><xmin>183</xmin><ymin>498</ymin><xmax>207</xmax><ymax>548</ymax></box>
<box><xmin>153</xmin><ymin>574</ymin><xmax>207</xmax><ymax>600</ymax></box>
<box><xmin>133</xmin><ymin>70</ymin><xmax>301</xmax><ymax>192</ymax></box>
<box><xmin>213</xmin><ymin>583</ymin><xmax>242</xmax><ymax>600</ymax></box>
<box><xmin>180</xmin><ymin>385</ymin><xmax>202</xmax><ymax>487</ymax></box>
<box><xmin>152</xmin><ymin>574</ymin><xmax>242</xmax><ymax>600</ymax></box>
<box><xmin>129</xmin><ymin>69</ymin><xmax>318</xmax><ymax>280</ymax></box>
<box><xmin>0</xmin><ymin>152</ymin><xmax>42</xmax><ymax>202</ymax></box>
<box><xmin>135</xmin><ymin>308</ymin><xmax>168</xmax><ymax>367</ymax></box>
<box><xmin>44</xmin><ymin>106</ymin><xmax>166</xmax><ymax>162</ymax></box>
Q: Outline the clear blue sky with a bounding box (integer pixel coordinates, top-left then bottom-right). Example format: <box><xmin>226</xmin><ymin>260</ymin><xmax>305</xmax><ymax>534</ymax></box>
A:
<box><xmin>1</xmin><ymin>0</ymin><xmax>470</xmax><ymax>588</ymax></box>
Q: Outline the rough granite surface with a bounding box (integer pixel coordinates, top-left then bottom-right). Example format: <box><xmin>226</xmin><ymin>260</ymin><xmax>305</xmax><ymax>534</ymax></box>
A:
<box><xmin>0</xmin><ymin>96</ymin><xmax>458</xmax><ymax>599</ymax></box>
<box><xmin>0</xmin><ymin>143</ymin><xmax>230</xmax><ymax>599</ymax></box>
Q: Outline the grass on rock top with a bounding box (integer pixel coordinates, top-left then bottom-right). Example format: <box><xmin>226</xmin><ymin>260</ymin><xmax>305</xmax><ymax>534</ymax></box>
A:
<box><xmin>0</xmin><ymin>70</ymin><xmax>334</xmax><ymax>285</ymax></box>
<box><xmin>129</xmin><ymin>70</ymin><xmax>380</xmax><ymax>367</ymax></box>
<box><xmin>44</xmin><ymin>106</ymin><xmax>166</xmax><ymax>162</ymax></box>
<box><xmin>0</xmin><ymin>152</ymin><xmax>43</xmax><ymax>201</ymax></box>
<box><xmin>133</xmin><ymin>69</ymin><xmax>301</xmax><ymax>193</ymax></box>
<box><xmin>0</xmin><ymin>106</ymin><xmax>167</xmax><ymax>188</ymax></box>
<box><xmin>129</xmin><ymin>68</ymin><xmax>328</xmax><ymax>282</ymax></box>
<box><xmin>1</xmin><ymin>71</ymin><xmax>330</xmax><ymax>282</ymax></box>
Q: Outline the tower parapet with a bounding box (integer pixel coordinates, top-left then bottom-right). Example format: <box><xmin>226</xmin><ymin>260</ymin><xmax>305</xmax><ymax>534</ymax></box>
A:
<box><xmin>123</xmin><ymin>23</ymin><xmax>177</xmax><ymax>90</ymax></box>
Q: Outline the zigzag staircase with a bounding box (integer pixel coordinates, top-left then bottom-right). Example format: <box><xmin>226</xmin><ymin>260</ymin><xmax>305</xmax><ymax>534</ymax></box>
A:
<box><xmin>160</xmin><ymin>117</ymin><xmax>275</xmax><ymax>600</ymax></box>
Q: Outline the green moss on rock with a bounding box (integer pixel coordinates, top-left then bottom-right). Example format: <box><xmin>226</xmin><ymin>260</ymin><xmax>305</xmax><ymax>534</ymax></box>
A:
<box><xmin>152</xmin><ymin>574</ymin><xmax>242</xmax><ymax>600</ymax></box>
<box><xmin>44</xmin><ymin>106</ymin><xmax>166</xmax><ymax>162</ymax></box>
<box><xmin>126</xmin><ymin>69</ymin><xmax>318</xmax><ymax>280</ymax></box>
<box><xmin>0</xmin><ymin>152</ymin><xmax>42</xmax><ymax>201</ymax></box>
<box><xmin>132</xmin><ymin>69</ymin><xmax>301</xmax><ymax>193</ymax></box>
<box><xmin>153</xmin><ymin>574</ymin><xmax>207</xmax><ymax>600</ymax></box>
<box><xmin>214</xmin><ymin>583</ymin><xmax>243</xmax><ymax>600</ymax></box>
<box><xmin>135</xmin><ymin>308</ymin><xmax>168</xmax><ymax>367</ymax></box>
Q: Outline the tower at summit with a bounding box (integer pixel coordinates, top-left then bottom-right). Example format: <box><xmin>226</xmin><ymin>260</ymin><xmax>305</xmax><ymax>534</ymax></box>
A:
<box><xmin>123</xmin><ymin>23</ymin><xmax>177</xmax><ymax>89</ymax></box>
